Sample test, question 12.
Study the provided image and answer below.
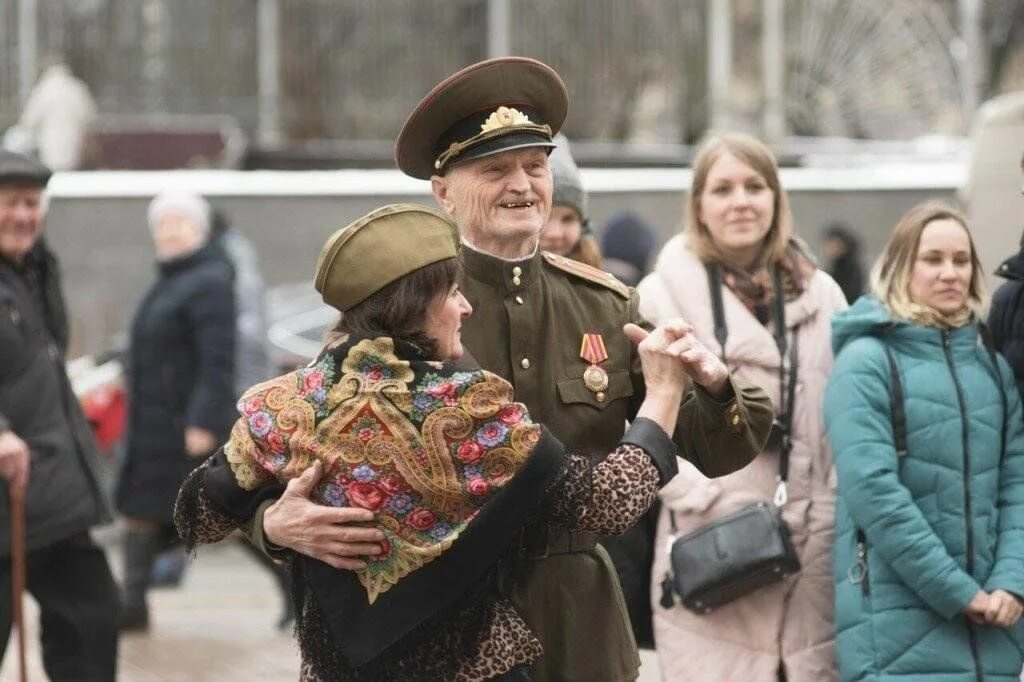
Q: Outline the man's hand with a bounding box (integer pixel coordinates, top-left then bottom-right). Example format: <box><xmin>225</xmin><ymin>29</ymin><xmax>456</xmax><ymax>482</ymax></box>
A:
<box><xmin>184</xmin><ymin>427</ymin><xmax>217</xmax><ymax>458</ymax></box>
<box><xmin>0</xmin><ymin>430</ymin><xmax>30</xmax><ymax>491</ymax></box>
<box><xmin>625</xmin><ymin>319</ymin><xmax>730</xmax><ymax>398</ymax></box>
<box><xmin>984</xmin><ymin>589</ymin><xmax>1024</xmax><ymax>628</ymax></box>
<box><xmin>263</xmin><ymin>460</ymin><xmax>386</xmax><ymax>570</ymax></box>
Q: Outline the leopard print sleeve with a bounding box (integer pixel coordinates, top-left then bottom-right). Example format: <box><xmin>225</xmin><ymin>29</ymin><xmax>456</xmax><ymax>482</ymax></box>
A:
<box><xmin>547</xmin><ymin>444</ymin><xmax>661</xmax><ymax>536</ymax></box>
<box><xmin>174</xmin><ymin>461</ymin><xmax>245</xmax><ymax>549</ymax></box>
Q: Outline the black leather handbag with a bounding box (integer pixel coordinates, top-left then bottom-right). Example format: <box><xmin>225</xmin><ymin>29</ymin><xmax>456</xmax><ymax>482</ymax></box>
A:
<box><xmin>658</xmin><ymin>264</ymin><xmax>801</xmax><ymax>614</ymax></box>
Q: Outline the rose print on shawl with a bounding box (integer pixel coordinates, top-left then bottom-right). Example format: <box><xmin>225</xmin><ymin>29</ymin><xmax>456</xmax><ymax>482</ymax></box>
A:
<box><xmin>225</xmin><ymin>354</ymin><xmax>338</xmax><ymax>489</ymax></box>
<box><xmin>223</xmin><ymin>337</ymin><xmax>541</xmax><ymax>604</ymax></box>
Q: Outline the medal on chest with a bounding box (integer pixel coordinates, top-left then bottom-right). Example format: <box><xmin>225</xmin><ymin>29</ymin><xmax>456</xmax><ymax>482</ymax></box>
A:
<box><xmin>579</xmin><ymin>333</ymin><xmax>609</xmax><ymax>394</ymax></box>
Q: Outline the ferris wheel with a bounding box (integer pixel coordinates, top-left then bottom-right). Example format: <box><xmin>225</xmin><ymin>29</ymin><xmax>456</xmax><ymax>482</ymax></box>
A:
<box><xmin>784</xmin><ymin>0</ymin><xmax>970</xmax><ymax>139</ymax></box>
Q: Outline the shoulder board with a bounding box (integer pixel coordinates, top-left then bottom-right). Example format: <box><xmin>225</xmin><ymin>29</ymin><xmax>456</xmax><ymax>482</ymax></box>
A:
<box><xmin>542</xmin><ymin>251</ymin><xmax>631</xmax><ymax>299</ymax></box>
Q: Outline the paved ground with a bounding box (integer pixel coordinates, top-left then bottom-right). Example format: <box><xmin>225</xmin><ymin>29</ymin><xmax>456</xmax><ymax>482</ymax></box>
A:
<box><xmin>0</xmin><ymin>532</ymin><xmax>661</xmax><ymax>681</ymax></box>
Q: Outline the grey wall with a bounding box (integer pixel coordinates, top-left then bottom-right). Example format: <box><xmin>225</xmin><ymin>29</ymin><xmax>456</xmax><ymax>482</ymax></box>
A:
<box><xmin>47</xmin><ymin>186</ymin><xmax>956</xmax><ymax>356</ymax></box>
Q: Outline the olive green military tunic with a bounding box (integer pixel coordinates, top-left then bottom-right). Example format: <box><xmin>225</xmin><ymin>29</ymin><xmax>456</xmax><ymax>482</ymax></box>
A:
<box><xmin>458</xmin><ymin>245</ymin><xmax>773</xmax><ymax>681</ymax></box>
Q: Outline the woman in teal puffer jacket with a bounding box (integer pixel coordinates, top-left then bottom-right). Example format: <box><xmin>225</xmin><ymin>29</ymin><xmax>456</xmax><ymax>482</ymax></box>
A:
<box><xmin>825</xmin><ymin>201</ymin><xmax>1024</xmax><ymax>682</ymax></box>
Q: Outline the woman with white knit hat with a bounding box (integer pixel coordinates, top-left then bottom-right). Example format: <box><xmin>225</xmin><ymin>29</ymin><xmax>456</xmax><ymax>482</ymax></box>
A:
<box><xmin>116</xmin><ymin>190</ymin><xmax>237</xmax><ymax>630</ymax></box>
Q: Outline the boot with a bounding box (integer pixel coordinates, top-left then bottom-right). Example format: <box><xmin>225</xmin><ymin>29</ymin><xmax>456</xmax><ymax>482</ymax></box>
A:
<box><xmin>120</xmin><ymin>529</ymin><xmax>160</xmax><ymax>632</ymax></box>
<box><xmin>151</xmin><ymin>546</ymin><xmax>188</xmax><ymax>588</ymax></box>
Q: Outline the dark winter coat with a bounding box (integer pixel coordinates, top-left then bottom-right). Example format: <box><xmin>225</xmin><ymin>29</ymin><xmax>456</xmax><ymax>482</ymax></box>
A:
<box><xmin>0</xmin><ymin>239</ymin><xmax>111</xmax><ymax>557</ymax></box>
<box><xmin>117</xmin><ymin>243</ymin><xmax>236</xmax><ymax>523</ymax></box>
<box><xmin>826</xmin><ymin>297</ymin><xmax>1024</xmax><ymax>682</ymax></box>
<box><xmin>827</xmin><ymin>253</ymin><xmax>864</xmax><ymax>305</ymax></box>
<box><xmin>990</xmin><ymin>232</ymin><xmax>1024</xmax><ymax>401</ymax></box>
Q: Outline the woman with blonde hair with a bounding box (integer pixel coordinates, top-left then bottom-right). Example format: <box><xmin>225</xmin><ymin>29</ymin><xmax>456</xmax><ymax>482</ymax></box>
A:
<box><xmin>638</xmin><ymin>132</ymin><xmax>846</xmax><ymax>680</ymax></box>
<box><xmin>826</xmin><ymin>201</ymin><xmax>1024</xmax><ymax>681</ymax></box>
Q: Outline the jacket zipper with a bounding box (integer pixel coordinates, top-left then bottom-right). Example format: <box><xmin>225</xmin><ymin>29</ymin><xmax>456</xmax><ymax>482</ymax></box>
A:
<box><xmin>941</xmin><ymin>330</ymin><xmax>983</xmax><ymax>682</ymax></box>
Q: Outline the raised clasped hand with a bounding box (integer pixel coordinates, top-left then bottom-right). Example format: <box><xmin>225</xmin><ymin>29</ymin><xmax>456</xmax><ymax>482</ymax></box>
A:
<box><xmin>624</xmin><ymin>318</ymin><xmax>729</xmax><ymax>398</ymax></box>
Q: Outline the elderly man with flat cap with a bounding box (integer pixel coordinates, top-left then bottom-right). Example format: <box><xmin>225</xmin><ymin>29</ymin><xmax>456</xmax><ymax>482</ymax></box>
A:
<box><xmin>259</xmin><ymin>58</ymin><xmax>772</xmax><ymax>681</ymax></box>
<box><xmin>0</xmin><ymin>150</ymin><xmax>119</xmax><ymax>679</ymax></box>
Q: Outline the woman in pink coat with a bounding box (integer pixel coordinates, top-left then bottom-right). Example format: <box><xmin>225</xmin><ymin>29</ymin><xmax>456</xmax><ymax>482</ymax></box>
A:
<box><xmin>637</xmin><ymin>133</ymin><xmax>847</xmax><ymax>681</ymax></box>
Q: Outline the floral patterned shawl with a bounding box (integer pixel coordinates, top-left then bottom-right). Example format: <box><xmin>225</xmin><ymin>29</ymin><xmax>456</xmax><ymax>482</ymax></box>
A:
<box><xmin>197</xmin><ymin>335</ymin><xmax>565</xmax><ymax>668</ymax></box>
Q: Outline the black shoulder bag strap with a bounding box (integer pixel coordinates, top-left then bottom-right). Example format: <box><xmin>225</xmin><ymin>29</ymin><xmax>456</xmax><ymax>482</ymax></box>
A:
<box><xmin>885</xmin><ymin>325</ymin><xmax>1007</xmax><ymax>462</ymax></box>
<box><xmin>661</xmin><ymin>265</ymin><xmax>799</xmax><ymax>608</ymax></box>
<box><xmin>882</xmin><ymin>343</ymin><xmax>908</xmax><ymax>458</ymax></box>
<box><xmin>702</xmin><ymin>263</ymin><xmax>796</xmax><ymax>507</ymax></box>
<box><xmin>706</xmin><ymin>263</ymin><xmax>730</xmax><ymax>365</ymax></box>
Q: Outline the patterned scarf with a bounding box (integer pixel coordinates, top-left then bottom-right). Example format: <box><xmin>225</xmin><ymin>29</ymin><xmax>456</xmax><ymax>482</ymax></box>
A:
<box><xmin>891</xmin><ymin>299</ymin><xmax>975</xmax><ymax>330</ymax></box>
<box><xmin>201</xmin><ymin>335</ymin><xmax>565</xmax><ymax>669</ymax></box>
<box><xmin>718</xmin><ymin>240</ymin><xmax>817</xmax><ymax>325</ymax></box>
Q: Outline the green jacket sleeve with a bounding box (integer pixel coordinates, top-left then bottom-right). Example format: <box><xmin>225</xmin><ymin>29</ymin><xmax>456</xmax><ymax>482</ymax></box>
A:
<box><xmin>627</xmin><ymin>290</ymin><xmax>773</xmax><ymax>478</ymax></box>
<box><xmin>982</xmin><ymin>356</ymin><xmax>1024</xmax><ymax>598</ymax></box>
<box><xmin>826</xmin><ymin>339</ymin><xmax>980</xmax><ymax>619</ymax></box>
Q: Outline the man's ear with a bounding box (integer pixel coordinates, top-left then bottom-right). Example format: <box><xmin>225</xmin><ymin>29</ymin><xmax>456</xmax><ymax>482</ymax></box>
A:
<box><xmin>431</xmin><ymin>175</ymin><xmax>456</xmax><ymax>215</ymax></box>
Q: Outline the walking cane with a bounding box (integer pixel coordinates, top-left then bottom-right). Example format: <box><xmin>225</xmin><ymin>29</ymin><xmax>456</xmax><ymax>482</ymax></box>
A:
<box><xmin>10</xmin><ymin>481</ymin><xmax>27</xmax><ymax>682</ymax></box>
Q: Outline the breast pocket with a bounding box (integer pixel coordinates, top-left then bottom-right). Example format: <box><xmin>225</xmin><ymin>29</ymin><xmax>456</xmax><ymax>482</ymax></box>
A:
<box><xmin>556</xmin><ymin>369</ymin><xmax>633</xmax><ymax>410</ymax></box>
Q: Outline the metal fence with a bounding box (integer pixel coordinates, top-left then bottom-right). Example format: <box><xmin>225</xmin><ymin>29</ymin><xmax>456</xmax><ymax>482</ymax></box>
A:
<box><xmin>0</xmin><ymin>0</ymin><xmax>986</xmax><ymax>148</ymax></box>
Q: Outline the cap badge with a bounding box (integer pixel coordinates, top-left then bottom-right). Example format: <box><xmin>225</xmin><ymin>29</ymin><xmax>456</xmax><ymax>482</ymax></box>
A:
<box><xmin>433</xmin><ymin>105</ymin><xmax>553</xmax><ymax>172</ymax></box>
<box><xmin>580</xmin><ymin>333</ymin><xmax>609</xmax><ymax>394</ymax></box>
<box><xmin>481</xmin><ymin>106</ymin><xmax>533</xmax><ymax>133</ymax></box>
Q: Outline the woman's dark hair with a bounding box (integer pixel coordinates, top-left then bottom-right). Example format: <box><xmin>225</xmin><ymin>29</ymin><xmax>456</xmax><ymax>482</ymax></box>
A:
<box><xmin>327</xmin><ymin>257</ymin><xmax>461</xmax><ymax>357</ymax></box>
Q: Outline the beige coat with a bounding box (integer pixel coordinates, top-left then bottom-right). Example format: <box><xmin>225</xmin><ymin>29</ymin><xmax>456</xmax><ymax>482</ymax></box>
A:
<box><xmin>637</xmin><ymin>235</ymin><xmax>847</xmax><ymax>681</ymax></box>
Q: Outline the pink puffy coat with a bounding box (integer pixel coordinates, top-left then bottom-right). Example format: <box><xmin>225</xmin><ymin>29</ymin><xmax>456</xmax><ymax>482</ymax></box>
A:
<box><xmin>637</xmin><ymin>235</ymin><xmax>847</xmax><ymax>681</ymax></box>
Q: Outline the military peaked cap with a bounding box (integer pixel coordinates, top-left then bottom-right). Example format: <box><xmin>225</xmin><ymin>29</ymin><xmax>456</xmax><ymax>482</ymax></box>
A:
<box><xmin>395</xmin><ymin>57</ymin><xmax>568</xmax><ymax>180</ymax></box>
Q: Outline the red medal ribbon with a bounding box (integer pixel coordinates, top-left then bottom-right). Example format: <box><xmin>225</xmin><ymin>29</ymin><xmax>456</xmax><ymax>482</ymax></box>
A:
<box><xmin>579</xmin><ymin>333</ymin><xmax>608</xmax><ymax>366</ymax></box>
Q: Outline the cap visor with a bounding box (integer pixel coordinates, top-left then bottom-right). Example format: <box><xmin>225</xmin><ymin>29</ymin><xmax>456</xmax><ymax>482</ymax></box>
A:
<box><xmin>446</xmin><ymin>133</ymin><xmax>556</xmax><ymax>170</ymax></box>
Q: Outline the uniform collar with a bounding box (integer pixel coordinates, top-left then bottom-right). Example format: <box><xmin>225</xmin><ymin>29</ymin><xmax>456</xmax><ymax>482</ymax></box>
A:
<box><xmin>460</xmin><ymin>239</ymin><xmax>542</xmax><ymax>293</ymax></box>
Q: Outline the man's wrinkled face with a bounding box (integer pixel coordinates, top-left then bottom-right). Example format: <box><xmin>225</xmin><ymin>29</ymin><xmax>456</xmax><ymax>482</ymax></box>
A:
<box><xmin>0</xmin><ymin>185</ymin><xmax>45</xmax><ymax>263</ymax></box>
<box><xmin>431</xmin><ymin>147</ymin><xmax>553</xmax><ymax>249</ymax></box>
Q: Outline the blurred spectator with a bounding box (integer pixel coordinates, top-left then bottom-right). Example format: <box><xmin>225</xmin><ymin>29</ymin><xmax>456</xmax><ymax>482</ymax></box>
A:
<box><xmin>116</xmin><ymin>191</ymin><xmax>235</xmax><ymax>631</ymax></box>
<box><xmin>159</xmin><ymin>208</ymin><xmax>295</xmax><ymax>628</ymax></box>
<box><xmin>539</xmin><ymin>133</ymin><xmax>603</xmax><ymax>268</ymax></box>
<box><xmin>601</xmin><ymin>211</ymin><xmax>657</xmax><ymax>287</ymax></box>
<box><xmin>988</xmin><ymin>152</ymin><xmax>1024</xmax><ymax>402</ymax></box>
<box><xmin>18</xmin><ymin>58</ymin><xmax>97</xmax><ymax>172</ymax></box>
<box><xmin>210</xmin><ymin>209</ymin><xmax>274</xmax><ymax>394</ymax></box>
<box><xmin>0</xmin><ymin>150</ymin><xmax>119</xmax><ymax>679</ymax></box>
<box><xmin>821</xmin><ymin>223</ymin><xmax>865</xmax><ymax>304</ymax></box>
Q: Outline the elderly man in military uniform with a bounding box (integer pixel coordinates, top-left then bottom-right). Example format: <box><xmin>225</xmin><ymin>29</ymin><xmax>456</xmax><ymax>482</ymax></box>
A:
<box><xmin>255</xmin><ymin>58</ymin><xmax>773</xmax><ymax>681</ymax></box>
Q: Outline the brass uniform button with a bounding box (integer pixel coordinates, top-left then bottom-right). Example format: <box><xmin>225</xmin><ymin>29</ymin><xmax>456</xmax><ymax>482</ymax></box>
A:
<box><xmin>731</xmin><ymin>414</ymin><xmax>740</xmax><ymax>426</ymax></box>
<box><xmin>515</xmin><ymin>295</ymin><xmax>524</xmax><ymax>305</ymax></box>
<box><xmin>512</xmin><ymin>266</ymin><xmax>522</xmax><ymax>276</ymax></box>
<box><xmin>512</xmin><ymin>276</ymin><xmax>522</xmax><ymax>286</ymax></box>
<box><xmin>729</xmin><ymin>403</ymin><xmax>739</xmax><ymax>414</ymax></box>
<box><xmin>521</xmin><ymin>358</ymin><xmax>531</xmax><ymax>369</ymax></box>
<box><xmin>596</xmin><ymin>392</ymin><xmax>606</xmax><ymax>403</ymax></box>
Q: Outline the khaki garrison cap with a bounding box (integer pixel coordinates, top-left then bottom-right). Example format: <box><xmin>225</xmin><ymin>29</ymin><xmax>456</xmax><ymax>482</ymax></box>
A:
<box><xmin>314</xmin><ymin>204</ymin><xmax>460</xmax><ymax>312</ymax></box>
<box><xmin>395</xmin><ymin>57</ymin><xmax>569</xmax><ymax>180</ymax></box>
